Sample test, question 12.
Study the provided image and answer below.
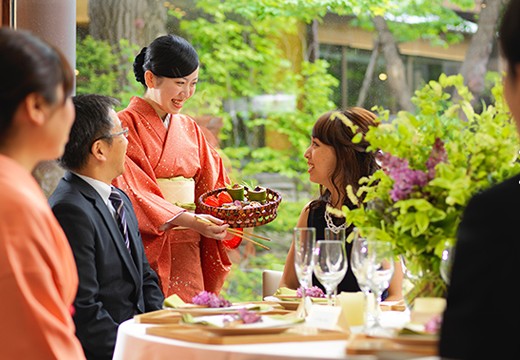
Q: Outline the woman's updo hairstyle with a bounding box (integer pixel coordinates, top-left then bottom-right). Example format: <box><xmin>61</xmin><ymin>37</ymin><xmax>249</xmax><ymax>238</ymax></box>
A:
<box><xmin>133</xmin><ymin>34</ymin><xmax>199</xmax><ymax>87</ymax></box>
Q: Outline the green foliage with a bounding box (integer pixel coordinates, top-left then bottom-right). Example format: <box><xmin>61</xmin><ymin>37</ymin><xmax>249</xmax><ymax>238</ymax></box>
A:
<box><xmin>76</xmin><ymin>36</ymin><xmax>119</xmax><ymax>96</ymax></box>
<box><xmin>173</xmin><ymin>2</ymin><xmax>340</xmax><ymax>186</ymax></box>
<box><xmin>76</xmin><ymin>36</ymin><xmax>141</xmax><ymax>108</ymax></box>
<box><xmin>346</xmin><ymin>74</ymin><xmax>520</xmax><ymax>297</ymax></box>
<box><xmin>261</xmin><ymin>198</ymin><xmax>309</xmax><ymax>233</ymax></box>
<box><xmin>221</xmin><ymin>252</ymin><xmax>286</xmax><ymax>302</ymax></box>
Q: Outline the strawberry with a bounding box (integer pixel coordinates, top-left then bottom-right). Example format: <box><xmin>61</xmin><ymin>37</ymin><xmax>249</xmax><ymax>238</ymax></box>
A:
<box><xmin>222</xmin><ymin>228</ymin><xmax>243</xmax><ymax>249</ymax></box>
<box><xmin>217</xmin><ymin>191</ymin><xmax>234</xmax><ymax>206</ymax></box>
<box><xmin>204</xmin><ymin>195</ymin><xmax>219</xmax><ymax>207</ymax></box>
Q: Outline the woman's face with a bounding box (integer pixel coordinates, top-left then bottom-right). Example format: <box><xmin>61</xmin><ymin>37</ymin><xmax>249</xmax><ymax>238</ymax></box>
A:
<box><xmin>145</xmin><ymin>67</ymin><xmax>199</xmax><ymax>118</ymax></box>
<box><xmin>304</xmin><ymin>136</ymin><xmax>336</xmax><ymax>190</ymax></box>
<box><xmin>42</xmin><ymin>86</ymin><xmax>75</xmax><ymax>160</ymax></box>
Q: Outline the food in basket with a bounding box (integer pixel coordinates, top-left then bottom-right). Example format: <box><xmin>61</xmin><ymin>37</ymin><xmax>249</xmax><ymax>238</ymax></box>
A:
<box><xmin>198</xmin><ymin>186</ymin><xmax>282</xmax><ymax>228</ymax></box>
<box><xmin>246</xmin><ymin>186</ymin><xmax>267</xmax><ymax>203</ymax></box>
<box><xmin>226</xmin><ymin>183</ymin><xmax>245</xmax><ymax>201</ymax></box>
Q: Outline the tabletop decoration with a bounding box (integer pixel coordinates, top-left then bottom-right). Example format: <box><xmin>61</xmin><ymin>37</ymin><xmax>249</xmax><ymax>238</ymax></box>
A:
<box><xmin>343</xmin><ymin>74</ymin><xmax>520</xmax><ymax>304</ymax></box>
<box><xmin>223</xmin><ymin>308</ymin><xmax>263</xmax><ymax>326</ymax></box>
<box><xmin>192</xmin><ymin>290</ymin><xmax>232</xmax><ymax>308</ymax></box>
<box><xmin>296</xmin><ymin>285</ymin><xmax>325</xmax><ymax>298</ymax></box>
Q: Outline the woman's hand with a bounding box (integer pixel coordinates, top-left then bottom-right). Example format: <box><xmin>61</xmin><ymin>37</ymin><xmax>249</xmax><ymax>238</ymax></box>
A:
<box><xmin>160</xmin><ymin>212</ymin><xmax>229</xmax><ymax>240</ymax></box>
<box><xmin>191</xmin><ymin>213</ymin><xmax>230</xmax><ymax>240</ymax></box>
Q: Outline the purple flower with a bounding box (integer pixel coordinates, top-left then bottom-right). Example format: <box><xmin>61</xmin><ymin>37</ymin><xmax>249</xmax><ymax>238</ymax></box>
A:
<box><xmin>296</xmin><ymin>286</ymin><xmax>325</xmax><ymax>298</ymax></box>
<box><xmin>380</xmin><ymin>152</ymin><xmax>428</xmax><ymax>201</ymax></box>
<box><xmin>424</xmin><ymin>314</ymin><xmax>442</xmax><ymax>334</ymax></box>
<box><xmin>426</xmin><ymin>138</ymin><xmax>447</xmax><ymax>180</ymax></box>
<box><xmin>222</xmin><ymin>308</ymin><xmax>262</xmax><ymax>325</ymax></box>
<box><xmin>237</xmin><ymin>308</ymin><xmax>262</xmax><ymax>324</ymax></box>
<box><xmin>192</xmin><ymin>291</ymin><xmax>232</xmax><ymax>308</ymax></box>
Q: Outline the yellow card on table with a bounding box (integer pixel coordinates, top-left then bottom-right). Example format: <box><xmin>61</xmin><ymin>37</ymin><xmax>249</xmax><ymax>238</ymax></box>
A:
<box><xmin>337</xmin><ymin>292</ymin><xmax>365</xmax><ymax>328</ymax></box>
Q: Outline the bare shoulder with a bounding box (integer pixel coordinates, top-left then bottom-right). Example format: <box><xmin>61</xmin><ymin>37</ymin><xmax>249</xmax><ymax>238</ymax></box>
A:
<box><xmin>295</xmin><ymin>202</ymin><xmax>312</xmax><ymax>228</ymax></box>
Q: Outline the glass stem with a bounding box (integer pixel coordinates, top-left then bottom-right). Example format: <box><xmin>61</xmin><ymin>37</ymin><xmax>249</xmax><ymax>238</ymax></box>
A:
<box><xmin>372</xmin><ymin>290</ymin><xmax>383</xmax><ymax>328</ymax></box>
<box><xmin>327</xmin><ymin>290</ymin><xmax>333</xmax><ymax>306</ymax></box>
<box><xmin>362</xmin><ymin>289</ymin><xmax>374</xmax><ymax>331</ymax></box>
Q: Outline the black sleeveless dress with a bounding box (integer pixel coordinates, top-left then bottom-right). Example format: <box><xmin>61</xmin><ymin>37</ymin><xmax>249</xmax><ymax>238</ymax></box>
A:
<box><xmin>307</xmin><ymin>203</ymin><xmax>361</xmax><ymax>293</ymax></box>
<box><xmin>308</xmin><ymin>202</ymin><xmax>389</xmax><ymax>299</ymax></box>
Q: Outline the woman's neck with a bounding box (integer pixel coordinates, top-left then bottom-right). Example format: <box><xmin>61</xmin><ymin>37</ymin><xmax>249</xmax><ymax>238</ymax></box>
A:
<box><xmin>327</xmin><ymin>191</ymin><xmax>344</xmax><ymax>209</ymax></box>
<box><xmin>142</xmin><ymin>96</ymin><xmax>167</xmax><ymax>120</ymax></box>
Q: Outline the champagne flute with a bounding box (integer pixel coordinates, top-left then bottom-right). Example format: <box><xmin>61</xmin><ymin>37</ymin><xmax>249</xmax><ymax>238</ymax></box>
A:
<box><xmin>313</xmin><ymin>240</ymin><xmax>347</xmax><ymax>306</ymax></box>
<box><xmin>440</xmin><ymin>243</ymin><xmax>455</xmax><ymax>285</ymax></box>
<box><xmin>325</xmin><ymin>227</ymin><xmax>345</xmax><ymax>303</ymax></box>
<box><xmin>350</xmin><ymin>230</ymin><xmax>376</xmax><ymax>330</ymax></box>
<box><xmin>365</xmin><ymin>240</ymin><xmax>395</xmax><ymax>337</ymax></box>
<box><xmin>293</xmin><ymin>227</ymin><xmax>316</xmax><ymax>317</ymax></box>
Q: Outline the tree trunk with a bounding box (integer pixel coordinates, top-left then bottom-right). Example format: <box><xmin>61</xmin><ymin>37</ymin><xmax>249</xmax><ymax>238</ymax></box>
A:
<box><xmin>88</xmin><ymin>0</ymin><xmax>167</xmax><ymax>48</ymax></box>
<box><xmin>459</xmin><ymin>0</ymin><xmax>505</xmax><ymax>98</ymax></box>
<box><xmin>373</xmin><ymin>16</ymin><xmax>414</xmax><ymax>112</ymax></box>
<box><xmin>32</xmin><ymin>161</ymin><xmax>65</xmax><ymax>198</ymax></box>
<box><xmin>357</xmin><ymin>37</ymin><xmax>380</xmax><ymax>108</ymax></box>
<box><xmin>307</xmin><ymin>19</ymin><xmax>320</xmax><ymax>63</ymax></box>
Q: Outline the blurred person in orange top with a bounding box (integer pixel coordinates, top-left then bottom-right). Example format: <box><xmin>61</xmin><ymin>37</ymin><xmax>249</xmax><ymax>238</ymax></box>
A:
<box><xmin>0</xmin><ymin>28</ymin><xmax>85</xmax><ymax>359</ymax></box>
<box><xmin>113</xmin><ymin>34</ymin><xmax>236</xmax><ymax>301</ymax></box>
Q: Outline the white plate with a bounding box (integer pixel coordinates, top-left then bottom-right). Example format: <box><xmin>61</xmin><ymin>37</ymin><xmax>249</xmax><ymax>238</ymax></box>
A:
<box><xmin>182</xmin><ymin>314</ymin><xmax>301</xmax><ymax>336</ymax></box>
<box><xmin>169</xmin><ymin>303</ymin><xmax>274</xmax><ymax>315</ymax></box>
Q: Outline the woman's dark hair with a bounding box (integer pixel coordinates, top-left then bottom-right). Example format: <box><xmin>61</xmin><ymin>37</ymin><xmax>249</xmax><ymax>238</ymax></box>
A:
<box><xmin>0</xmin><ymin>27</ymin><xmax>74</xmax><ymax>138</ymax></box>
<box><xmin>133</xmin><ymin>34</ymin><xmax>199</xmax><ymax>87</ymax></box>
<box><xmin>309</xmin><ymin>107</ymin><xmax>380</xmax><ymax>210</ymax></box>
<box><xmin>499</xmin><ymin>0</ymin><xmax>520</xmax><ymax>79</ymax></box>
<box><xmin>59</xmin><ymin>94</ymin><xmax>120</xmax><ymax>171</ymax></box>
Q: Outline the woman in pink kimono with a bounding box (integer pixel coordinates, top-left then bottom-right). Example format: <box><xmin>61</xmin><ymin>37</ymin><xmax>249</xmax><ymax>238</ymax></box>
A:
<box><xmin>113</xmin><ymin>34</ymin><xmax>233</xmax><ymax>301</ymax></box>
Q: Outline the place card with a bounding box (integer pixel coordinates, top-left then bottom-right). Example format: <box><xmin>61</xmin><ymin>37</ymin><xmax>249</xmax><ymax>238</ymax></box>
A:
<box><xmin>305</xmin><ymin>304</ymin><xmax>343</xmax><ymax>331</ymax></box>
<box><xmin>410</xmin><ymin>297</ymin><xmax>446</xmax><ymax>324</ymax></box>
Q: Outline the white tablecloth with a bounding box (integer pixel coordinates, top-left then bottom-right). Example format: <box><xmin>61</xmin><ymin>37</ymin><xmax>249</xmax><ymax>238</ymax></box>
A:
<box><xmin>112</xmin><ymin>310</ymin><xmax>437</xmax><ymax>360</ymax></box>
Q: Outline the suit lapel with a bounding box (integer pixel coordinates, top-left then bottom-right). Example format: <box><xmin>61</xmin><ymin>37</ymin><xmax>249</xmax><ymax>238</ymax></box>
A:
<box><xmin>65</xmin><ymin>172</ymin><xmax>141</xmax><ymax>287</ymax></box>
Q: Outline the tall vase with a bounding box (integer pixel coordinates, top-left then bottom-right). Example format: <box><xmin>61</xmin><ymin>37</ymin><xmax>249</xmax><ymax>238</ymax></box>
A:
<box><xmin>401</xmin><ymin>257</ymin><xmax>447</xmax><ymax>309</ymax></box>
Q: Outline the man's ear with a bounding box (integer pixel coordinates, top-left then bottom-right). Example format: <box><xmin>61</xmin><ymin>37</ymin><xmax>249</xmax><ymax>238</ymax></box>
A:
<box><xmin>24</xmin><ymin>93</ymin><xmax>47</xmax><ymax>126</ymax></box>
<box><xmin>144</xmin><ymin>70</ymin><xmax>155</xmax><ymax>89</ymax></box>
<box><xmin>90</xmin><ymin>140</ymin><xmax>108</xmax><ymax>162</ymax></box>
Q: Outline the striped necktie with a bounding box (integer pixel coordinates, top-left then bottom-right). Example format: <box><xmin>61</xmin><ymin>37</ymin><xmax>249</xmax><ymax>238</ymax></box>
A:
<box><xmin>109</xmin><ymin>188</ymin><xmax>131</xmax><ymax>253</ymax></box>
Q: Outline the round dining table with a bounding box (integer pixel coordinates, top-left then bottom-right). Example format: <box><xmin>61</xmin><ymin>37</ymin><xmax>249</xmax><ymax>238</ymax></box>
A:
<box><xmin>112</xmin><ymin>309</ymin><xmax>439</xmax><ymax>360</ymax></box>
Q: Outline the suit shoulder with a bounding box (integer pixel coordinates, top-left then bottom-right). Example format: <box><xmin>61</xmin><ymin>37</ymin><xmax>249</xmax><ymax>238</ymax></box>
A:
<box><xmin>471</xmin><ymin>173</ymin><xmax>520</xmax><ymax>203</ymax></box>
<box><xmin>48</xmin><ymin>182</ymin><xmax>86</xmax><ymax>208</ymax></box>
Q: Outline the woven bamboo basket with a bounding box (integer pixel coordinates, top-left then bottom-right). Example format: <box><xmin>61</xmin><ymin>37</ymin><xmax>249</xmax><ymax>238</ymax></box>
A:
<box><xmin>197</xmin><ymin>187</ymin><xmax>282</xmax><ymax>228</ymax></box>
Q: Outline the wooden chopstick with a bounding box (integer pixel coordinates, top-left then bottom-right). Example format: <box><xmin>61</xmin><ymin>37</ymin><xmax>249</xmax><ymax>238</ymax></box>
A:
<box><xmin>225</xmin><ymin>227</ymin><xmax>271</xmax><ymax>241</ymax></box>
<box><xmin>194</xmin><ymin>215</ymin><xmax>270</xmax><ymax>250</ymax></box>
<box><xmin>226</xmin><ymin>228</ymin><xmax>270</xmax><ymax>250</ymax></box>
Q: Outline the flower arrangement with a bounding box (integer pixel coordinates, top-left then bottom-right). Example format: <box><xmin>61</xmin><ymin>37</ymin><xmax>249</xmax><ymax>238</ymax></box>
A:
<box><xmin>192</xmin><ymin>291</ymin><xmax>232</xmax><ymax>308</ymax></box>
<box><xmin>343</xmin><ymin>74</ymin><xmax>520</xmax><ymax>300</ymax></box>
<box><xmin>296</xmin><ymin>285</ymin><xmax>325</xmax><ymax>298</ymax></box>
<box><xmin>223</xmin><ymin>308</ymin><xmax>262</xmax><ymax>326</ymax></box>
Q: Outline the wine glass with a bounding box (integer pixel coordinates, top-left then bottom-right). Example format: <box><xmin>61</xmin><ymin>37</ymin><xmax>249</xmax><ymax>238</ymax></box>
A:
<box><xmin>365</xmin><ymin>239</ymin><xmax>395</xmax><ymax>336</ymax></box>
<box><xmin>312</xmin><ymin>240</ymin><xmax>347</xmax><ymax>306</ymax></box>
<box><xmin>350</xmin><ymin>230</ymin><xmax>376</xmax><ymax>330</ymax></box>
<box><xmin>325</xmin><ymin>227</ymin><xmax>345</xmax><ymax>302</ymax></box>
<box><xmin>440</xmin><ymin>243</ymin><xmax>455</xmax><ymax>285</ymax></box>
<box><xmin>293</xmin><ymin>227</ymin><xmax>316</xmax><ymax>317</ymax></box>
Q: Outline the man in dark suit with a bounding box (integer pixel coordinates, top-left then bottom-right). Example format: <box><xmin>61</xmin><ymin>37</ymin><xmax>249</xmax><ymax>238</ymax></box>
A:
<box><xmin>49</xmin><ymin>94</ymin><xmax>164</xmax><ymax>360</ymax></box>
<box><xmin>439</xmin><ymin>1</ymin><xmax>520</xmax><ymax>358</ymax></box>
